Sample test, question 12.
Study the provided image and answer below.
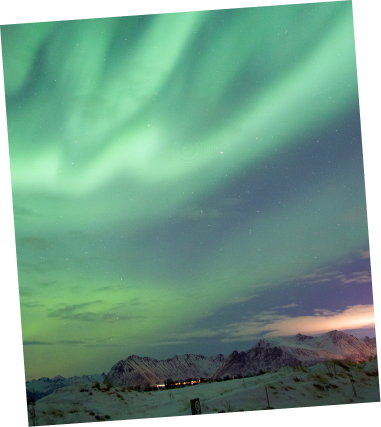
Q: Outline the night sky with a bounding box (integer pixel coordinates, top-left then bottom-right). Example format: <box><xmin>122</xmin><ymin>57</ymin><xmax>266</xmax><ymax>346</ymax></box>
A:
<box><xmin>1</xmin><ymin>1</ymin><xmax>376</xmax><ymax>382</ymax></box>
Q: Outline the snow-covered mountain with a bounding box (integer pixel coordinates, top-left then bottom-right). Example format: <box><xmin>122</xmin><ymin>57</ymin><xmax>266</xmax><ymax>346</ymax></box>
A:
<box><xmin>361</xmin><ymin>336</ymin><xmax>377</xmax><ymax>347</ymax></box>
<box><xmin>26</xmin><ymin>373</ymin><xmax>106</xmax><ymax>401</ymax></box>
<box><xmin>210</xmin><ymin>339</ymin><xmax>302</xmax><ymax>380</ymax></box>
<box><xmin>26</xmin><ymin>330</ymin><xmax>377</xmax><ymax>398</ymax></box>
<box><xmin>280</xmin><ymin>330</ymin><xmax>377</xmax><ymax>363</ymax></box>
<box><xmin>105</xmin><ymin>330</ymin><xmax>376</xmax><ymax>386</ymax></box>
<box><xmin>104</xmin><ymin>353</ymin><xmax>227</xmax><ymax>388</ymax></box>
<box><xmin>211</xmin><ymin>330</ymin><xmax>377</xmax><ymax>380</ymax></box>
<box><xmin>309</xmin><ymin>330</ymin><xmax>377</xmax><ymax>361</ymax></box>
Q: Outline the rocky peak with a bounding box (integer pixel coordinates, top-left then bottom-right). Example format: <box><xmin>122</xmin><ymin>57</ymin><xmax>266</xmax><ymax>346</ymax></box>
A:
<box><xmin>295</xmin><ymin>333</ymin><xmax>314</xmax><ymax>341</ymax></box>
<box><xmin>256</xmin><ymin>339</ymin><xmax>271</xmax><ymax>348</ymax></box>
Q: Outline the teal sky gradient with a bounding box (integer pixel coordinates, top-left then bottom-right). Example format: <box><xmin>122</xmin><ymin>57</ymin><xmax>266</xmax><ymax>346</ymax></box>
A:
<box><xmin>1</xmin><ymin>1</ymin><xmax>375</xmax><ymax>381</ymax></box>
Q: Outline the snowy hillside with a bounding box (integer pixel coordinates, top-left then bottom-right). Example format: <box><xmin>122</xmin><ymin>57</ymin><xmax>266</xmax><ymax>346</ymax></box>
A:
<box><xmin>26</xmin><ymin>358</ymin><xmax>380</xmax><ymax>426</ymax></box>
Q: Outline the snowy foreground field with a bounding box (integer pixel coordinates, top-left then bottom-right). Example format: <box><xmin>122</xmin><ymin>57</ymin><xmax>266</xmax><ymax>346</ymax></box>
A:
<box><xmin>27</xmin><ymin>359</ymin><xmax>380</xmax><ymax>426</ymax></box>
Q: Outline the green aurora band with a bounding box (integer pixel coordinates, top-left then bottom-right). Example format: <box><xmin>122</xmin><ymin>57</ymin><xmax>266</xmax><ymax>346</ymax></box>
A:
<box><xmin>1</xmin><ymin>1</ymin><xmax>371</xmax><ymax>379</ymax></box>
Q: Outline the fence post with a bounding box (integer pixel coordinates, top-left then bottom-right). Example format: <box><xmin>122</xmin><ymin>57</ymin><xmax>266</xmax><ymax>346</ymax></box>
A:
<box><xmin>190</xmin><ymin>398</ymin><xmax>202</xmax><ymax>415</ymax></box>
<box><xmin>265</xmin><ymin>386</ymin><xmax>274</xmax><ymax>409</ymax></box>
<box><xmin>266</xmin><ymin>386</ymin><xmax>270</xmax><ymax>408</ymax></box>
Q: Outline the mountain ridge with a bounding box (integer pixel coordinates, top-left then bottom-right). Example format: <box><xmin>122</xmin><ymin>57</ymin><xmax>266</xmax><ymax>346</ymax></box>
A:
<box><xmin>26</xmin><ymin>330</ymin><xmax>377</xmax><ymax>400</ymax></box>
<box><xmin>212</xmin><ymin>330</ymin><xmax>377</xmax><ymax>380</ymax></box>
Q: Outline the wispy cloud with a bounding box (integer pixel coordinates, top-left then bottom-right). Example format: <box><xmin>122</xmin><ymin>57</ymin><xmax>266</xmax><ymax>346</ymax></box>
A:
<box><xmin>23</xmin><ymin>341</ymin><xmax>50</xmax><ymax>345</ymax></box>
<box><xmin>297</xmin><ymin>267</ymin><xmax>371</xmax><ymax>286</ymax></box>
<box><xmin>172</xmin><ymin>304</ymin><xmax>375</xmax><ymax>344</ymax></box>
<box><xmin>219</xmin><ymin>304</ymin><xmax>375</xmax><ymax>341</ymax></box>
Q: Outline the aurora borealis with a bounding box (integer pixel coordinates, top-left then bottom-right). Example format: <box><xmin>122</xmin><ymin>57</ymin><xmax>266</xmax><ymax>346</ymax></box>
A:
<box><xmin>1</xmin><ymin>0</ymin><xmax>376</xmax><ymax>382</ymax></box>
